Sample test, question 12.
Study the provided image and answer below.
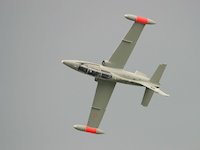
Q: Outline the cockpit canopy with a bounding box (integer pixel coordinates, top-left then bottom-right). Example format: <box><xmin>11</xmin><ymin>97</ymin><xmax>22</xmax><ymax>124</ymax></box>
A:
<box><xmin>78</xmin><ymin>65</ymin><xmax>112</xmax><ymax>79</ymax></box>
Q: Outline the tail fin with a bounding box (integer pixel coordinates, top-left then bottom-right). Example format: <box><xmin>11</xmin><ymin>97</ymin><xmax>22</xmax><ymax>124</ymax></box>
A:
<box><xmin>150</xmin><ymin>64</ymin><xmax>167</xmax><ymax>85</ymax></box>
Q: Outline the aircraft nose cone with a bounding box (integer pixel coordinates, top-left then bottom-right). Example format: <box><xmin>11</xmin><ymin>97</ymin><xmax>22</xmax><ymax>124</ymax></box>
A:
<box><xmin>62</xmin><ymin>60</ymin><xmax>73</xmax><ymax>67</ymax></box>
<box><xmin>62</xmin><ymin>60</ymin><xmax>79</xmax><ymax>70</ymax></box>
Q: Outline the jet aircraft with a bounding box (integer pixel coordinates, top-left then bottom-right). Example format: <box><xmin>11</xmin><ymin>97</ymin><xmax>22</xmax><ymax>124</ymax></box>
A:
<box><xmin>62</xmin><ymin>14</ymin><xmax>169</xmax><ymax>134</ymax></box>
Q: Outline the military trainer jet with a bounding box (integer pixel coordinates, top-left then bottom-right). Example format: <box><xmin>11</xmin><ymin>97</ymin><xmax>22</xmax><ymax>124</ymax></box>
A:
<box><xmin>62</xmin><ymin>14</ymin><xmax>169</xmax><ymax>134</ymax></box>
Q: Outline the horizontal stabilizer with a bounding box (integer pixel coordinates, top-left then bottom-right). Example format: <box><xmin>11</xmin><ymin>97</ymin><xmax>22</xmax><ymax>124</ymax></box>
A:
<box><xmin>141</xmin><ymin>87</ymin><xmax>169</xmax><ymax>107</ymax></box>
<box><xmin>73</xmin><ymin>124</ymin><xmax>104</xmax><ymax>134</ymax></box>
<box><xmin>140</xmin><ymin>81</ymin><xmax>169</xmax><ymax>106</ymax></box>
<box><xmin>141</xmin><ymin>88</ymin><xmax>154</xmax><ymax>107</ymax></box>
<box><xmin>150</xmin><ymin>64</ymin><xmax>167</xmax><ymax>85</ymax></box>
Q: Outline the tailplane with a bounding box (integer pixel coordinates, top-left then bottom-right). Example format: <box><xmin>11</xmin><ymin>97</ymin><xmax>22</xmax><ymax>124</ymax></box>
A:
<box><xmin>141</xmin><ymin>64</ymin><xmax>169</xmax><ymax>107</ymax></box>
<box><xmin>141</xmin><ymin>87</ymin><xmax>169</xmax><ymax>107</ymax></box>
<box><xmin>141</xmin><ymin>88</ymin><xmax>154</xmax><ymax>106</ymax></box>
<box><xmin>150</xmin><ymin>64</ymin><xmax>167</xmax><ymax>86</ymax></box>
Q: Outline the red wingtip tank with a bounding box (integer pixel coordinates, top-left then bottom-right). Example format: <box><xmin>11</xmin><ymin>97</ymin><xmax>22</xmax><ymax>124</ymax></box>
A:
<box><xmin>73</xmin><ymin>124</ymin><xmax>104</xmax><ymax>134</ymax></box>
<box><xmin>124</xmin><ymin>14</ymin><xmax>156</xmax><ymax>24</ymax></box>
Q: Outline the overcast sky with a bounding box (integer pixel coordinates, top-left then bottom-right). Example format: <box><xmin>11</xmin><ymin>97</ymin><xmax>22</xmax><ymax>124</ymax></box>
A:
<box><xmin>1</xmin><ymin>0</ymin><xmax>200</xmax><ymax>150</ymax></box>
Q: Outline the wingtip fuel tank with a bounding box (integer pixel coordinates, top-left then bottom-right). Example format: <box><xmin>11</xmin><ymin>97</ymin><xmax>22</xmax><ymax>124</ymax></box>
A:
<box><xmin>124</xmin><ymin>14</ymin><xmax>156</xmax><ymax>24</ymax></box>
<box><xmin>73</xmin><ymin>124</ymin><xmax>104</xmax><ymax>134</ymax></box>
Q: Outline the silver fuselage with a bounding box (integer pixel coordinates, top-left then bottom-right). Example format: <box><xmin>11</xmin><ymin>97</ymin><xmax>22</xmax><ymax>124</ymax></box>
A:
<box><xmin>62</xmin><ymin>60</ymin><xmax>156</xmax><ymax>87</ymax></box>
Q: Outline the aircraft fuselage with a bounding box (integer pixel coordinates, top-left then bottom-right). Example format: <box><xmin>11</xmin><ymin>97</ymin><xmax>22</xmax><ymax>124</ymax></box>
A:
<box><xmin>62</xmin><ymin>60</ymin><xmax>152</xmax><ymax>87</ymax></box>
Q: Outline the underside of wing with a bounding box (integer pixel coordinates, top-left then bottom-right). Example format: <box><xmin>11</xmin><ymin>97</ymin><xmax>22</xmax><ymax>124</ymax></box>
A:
<box><xmin>108</xmin><ymin>14</ymin><xmax>155</xmax><ymax>69</ymax></box>
<box><xmin>73</xmin><ymin>80</ymin><xmax>116</xmax><ymax>134</ymax></box>
<box><xmin>87</xmin><ymin>80</ymin><xmax>116</xmax><ymax>128</ymax></box>
<box><xmin>109</xmin><ymin>22</ymin><xmax>145</xmax><ymax>69</ymax></box>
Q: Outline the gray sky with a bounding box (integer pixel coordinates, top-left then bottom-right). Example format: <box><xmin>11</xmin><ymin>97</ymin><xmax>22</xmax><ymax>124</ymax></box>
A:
<box><xmin>1</xmin><ymin>0</ymin><xmax>200</xmax><ymax>150</ymax></box>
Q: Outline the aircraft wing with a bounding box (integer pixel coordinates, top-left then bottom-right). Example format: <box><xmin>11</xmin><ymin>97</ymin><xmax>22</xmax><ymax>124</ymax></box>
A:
<box><xmin>108</xmin><ymin>14</ymin><xmax>155</xmax><ymax>69</ymax></box>
<box><xmin>87</xmin><ymin>80</ymin><xmax>116</xmax><ymax>128</ymax></box>
<box><xmin>73</xmin><ymin>80</ymin><xmax>116</xmax><ymax>134</ymax></box>
<box><xmin>109</xmin><ymin>22</ymin><xmax>144</xmax><ymax>68</ymax></box>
